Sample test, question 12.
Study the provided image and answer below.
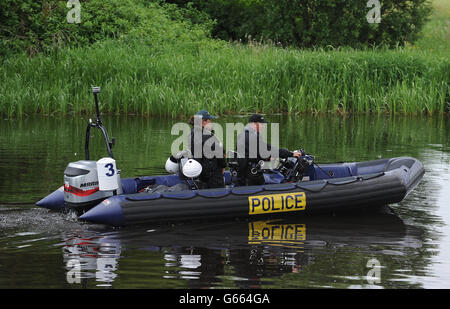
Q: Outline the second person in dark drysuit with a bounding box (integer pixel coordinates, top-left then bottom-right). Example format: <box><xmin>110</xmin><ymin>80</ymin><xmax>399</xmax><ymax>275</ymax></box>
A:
<box><xmin>236</xmin><ymin>114</ymin><xmax>302</xmax><ymax>186</ymax></box>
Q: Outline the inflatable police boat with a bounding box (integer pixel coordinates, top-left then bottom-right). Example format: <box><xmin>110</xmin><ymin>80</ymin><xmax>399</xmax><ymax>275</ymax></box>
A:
<box><xmin>36</xmin><ymin>87</ymin><xmax>425</xmax><ymax>226</ymax></box>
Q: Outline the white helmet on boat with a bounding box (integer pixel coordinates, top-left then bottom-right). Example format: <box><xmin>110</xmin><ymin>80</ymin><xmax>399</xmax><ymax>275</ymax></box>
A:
<box><xmin>165</xmin><ymin>156</ymin><xmax>179</xmax><ymax>174</ymax></box>
<box><xmin>182</xmin><ymin>159</ymin><xmax>202</xmax><ymax>178</ymax></box>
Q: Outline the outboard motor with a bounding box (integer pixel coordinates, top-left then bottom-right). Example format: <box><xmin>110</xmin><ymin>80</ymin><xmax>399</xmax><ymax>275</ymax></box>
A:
<box><xmin>64</xmin><ymin>87</ymin><xmax>122</xmax><ymax>213</ymax></box>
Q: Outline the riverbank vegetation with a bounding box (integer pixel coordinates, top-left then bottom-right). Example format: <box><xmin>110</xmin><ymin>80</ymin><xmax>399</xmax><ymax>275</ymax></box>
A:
<box><xmin>0</xmin><ymin>0</ymin><xmax>448</xmax><ymax>117</ymax></box>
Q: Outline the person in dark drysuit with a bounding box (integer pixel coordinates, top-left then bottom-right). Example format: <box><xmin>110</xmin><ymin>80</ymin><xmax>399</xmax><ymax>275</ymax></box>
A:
<box><xmin>189</xmin><ymin>110</ymin><xmax>226</xmax><ymax>189</ymax></box>
<box><xmin>236</xmin><ymin>114</ymin><xmax>301</xmax><ymax>186</ymax></box>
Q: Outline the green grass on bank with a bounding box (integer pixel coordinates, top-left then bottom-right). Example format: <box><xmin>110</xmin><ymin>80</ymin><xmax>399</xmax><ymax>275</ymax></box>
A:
<box><xmin>0</xmin><ymin>1</ymin><xmax>448</xmax><ymax>118</ymax></box>
<box><xmin>1</xmin><ymin>42</ymin><xmax>448</xmax><ymax>117</ymax></box>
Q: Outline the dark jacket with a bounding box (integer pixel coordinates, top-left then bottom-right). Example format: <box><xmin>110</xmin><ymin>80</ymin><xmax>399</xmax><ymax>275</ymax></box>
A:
<box><xmin>189</xmin><ymin>127</ymin><xmax>226</xmax><ymax>188</ymax></box>
<box><xmin>236</xmin><ymin>124</ymin><xmax>293</xmax><ymax>185</ymax></box>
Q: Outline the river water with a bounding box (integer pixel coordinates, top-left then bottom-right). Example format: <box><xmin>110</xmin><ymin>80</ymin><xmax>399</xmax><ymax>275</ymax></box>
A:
<box><xmin>0</xmin><ymin>115</ymin><xmax>449</xmax><ymax>289</ymax></box>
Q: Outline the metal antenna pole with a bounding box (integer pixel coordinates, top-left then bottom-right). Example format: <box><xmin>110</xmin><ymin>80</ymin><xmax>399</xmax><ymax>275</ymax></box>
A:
<box><xmin>92</xmin><ymin>86</ymin><xmax>102</xmax><ymax>125</ymax></box>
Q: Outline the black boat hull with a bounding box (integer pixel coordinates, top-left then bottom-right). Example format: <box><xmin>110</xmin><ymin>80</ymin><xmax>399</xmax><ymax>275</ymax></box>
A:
<box><xmin>77</xmin><ymin>157</ymin><xmax>424</xmax><ymax>226</ymax></box>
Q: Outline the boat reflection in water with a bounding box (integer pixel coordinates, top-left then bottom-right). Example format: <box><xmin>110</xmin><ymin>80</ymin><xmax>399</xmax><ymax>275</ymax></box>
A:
<box><xmin>61</xmin><ymin>206</ymin><xmax>423</xmax><ymax>288</ymax></box>
<box><xmin>62</xmin><ymin>233</ymin><xmax>121</xmax><ymax>288</ymax></box>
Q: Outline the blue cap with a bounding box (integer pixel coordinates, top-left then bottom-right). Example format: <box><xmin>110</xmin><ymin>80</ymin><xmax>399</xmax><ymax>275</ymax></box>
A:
<box><xmin>195</xmin><ymin>110</ymin><xmax>217</xmax><ymax>120</ymax></box>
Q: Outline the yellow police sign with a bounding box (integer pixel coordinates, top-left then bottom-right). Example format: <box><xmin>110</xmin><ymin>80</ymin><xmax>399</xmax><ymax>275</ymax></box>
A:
<box><xmin>248</xmin><ymin>192</ymin><xmax>306</xmax><ymax>215</ymax></box>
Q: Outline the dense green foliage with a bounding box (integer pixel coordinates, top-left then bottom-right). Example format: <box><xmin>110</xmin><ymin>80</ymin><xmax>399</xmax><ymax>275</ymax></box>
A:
<box><xmin>0</xmin><ymin>0</ymin><xmax>434</xmax><ymax>56</ymax></box>
<box><xmin>0</xmin><ymin>0</ymin><xmax>213</xmax><ymax>56</ymax></box>
<box><xmin>0</xmin><ymin>0</ymin><xmax>447</xmax><ymax>117</ymax></box>
<box><xmin>168</xmin><ymin>0</ymin><xmax>433</xmax><ymax>48</ymax></box>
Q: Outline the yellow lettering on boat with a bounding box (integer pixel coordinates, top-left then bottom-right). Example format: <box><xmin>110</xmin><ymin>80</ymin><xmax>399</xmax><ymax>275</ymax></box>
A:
<box><xmin>248</xmin><ymin>221</ymin><xmax>306</xmax><ymax>245</ymax></box>
<box><xmin>248</xmin><ymin>192</ymin><xmax>306</xmax><ymax>215</ymax></box>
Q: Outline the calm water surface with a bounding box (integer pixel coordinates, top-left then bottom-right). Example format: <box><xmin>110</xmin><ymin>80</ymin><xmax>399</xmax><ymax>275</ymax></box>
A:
<box><xmin>0</xmin><ymin>115</ymin><xmax>449</xmax><ymax>289</ymax></box>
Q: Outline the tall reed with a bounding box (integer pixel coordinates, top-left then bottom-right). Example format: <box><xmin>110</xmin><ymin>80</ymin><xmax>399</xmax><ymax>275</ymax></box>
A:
<box><xmin>0</xmin><ymin>39</ymin><xmax>448</xmax><ymax>118</ymax></box>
